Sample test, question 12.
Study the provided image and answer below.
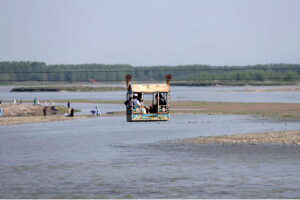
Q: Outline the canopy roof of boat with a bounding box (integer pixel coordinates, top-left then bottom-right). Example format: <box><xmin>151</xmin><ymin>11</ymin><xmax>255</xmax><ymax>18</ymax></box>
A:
<box><xmin>131</xmin><ymin>84</ymin><xmax>170</xmax><ymax>93</ymax></box>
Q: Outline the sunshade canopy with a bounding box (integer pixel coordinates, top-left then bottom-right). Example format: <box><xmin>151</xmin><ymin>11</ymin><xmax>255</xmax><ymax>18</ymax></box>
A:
<box><xmin>131</xmin><ymin>84</ymin><xmax>170</xmax><ymax>93</ymax></box>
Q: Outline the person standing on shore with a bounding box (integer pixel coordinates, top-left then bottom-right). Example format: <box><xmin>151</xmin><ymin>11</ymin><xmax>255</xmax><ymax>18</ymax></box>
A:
<box><xmin>13</xmin><ymin>98</ymin><xmax>16</xmax><ymax>105</ymax></box>
<box><xmin>50</xmin><ymin>98</ymin><xmax>54</xmax><ymax>106</ymax></box>
<box><xmin>67</xmin><ymin>101</ymin><xmax>70</xmax><ymax>108</ymax></box>
<box><xmin>33</xmin><ymin>98</ymin><xmax>37</xmax><ymax>105</ymax></box>
<box><xmin>96</xmin><ymin>106</ymin><xmax>101</xmax><ymax>116</ymax></box>
<box><xmin>70</xmin><ymin>108</ymin><xmax>74</xmax><ymax>117</ymax></box>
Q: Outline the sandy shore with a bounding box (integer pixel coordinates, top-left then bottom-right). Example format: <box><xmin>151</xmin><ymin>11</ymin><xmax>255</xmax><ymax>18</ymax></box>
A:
<box><xmin>1</xmin><ymin>101</ymin><xmax>300</xmax><ymax>125</ymax></box>
<box><xmin>171</xmin><ymin>101</ymin><xmax>300</xmax><ymax>120</ymax></box>
<box><xmin>0</xmin><ymin>104</ymin><xmax>69</xmax><ymax>117</ymax></box>
<box><xmin>0</xmin><ymin>104</ymin><xmax>90</xmax><ymax>126</ymax></box>
<box><xmin>183</xmin><ymin>130</ymin><xmax>300</xmax><ymax>145</ymax></box>
<box><xmin>16</xmin><ymin>100</ymin><xmax>300</xmax><ymax>120</ymax></box>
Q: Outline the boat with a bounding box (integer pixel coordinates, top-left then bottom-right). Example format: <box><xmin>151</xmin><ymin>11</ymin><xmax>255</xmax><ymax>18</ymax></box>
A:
<box><xmin>124</xmin><ymin>74</ymin><xmax>172</xmax><ymax>122</ymax></box>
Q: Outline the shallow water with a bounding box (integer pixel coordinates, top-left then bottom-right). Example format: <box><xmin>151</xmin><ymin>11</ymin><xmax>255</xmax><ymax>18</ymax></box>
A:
<box><xmin>1</xmin><ymin>114</ymin><xmax>300</xmax><ymax>198</ymax></box>
<box><xmin>1</xmin><ymin>85</ymin><xmax>300</xmax><ymax>103</ymax></box>
<box><xmin>55</xmin><ymin>103</ymin><xmax>124</xmax><ymax>115</ymax></box>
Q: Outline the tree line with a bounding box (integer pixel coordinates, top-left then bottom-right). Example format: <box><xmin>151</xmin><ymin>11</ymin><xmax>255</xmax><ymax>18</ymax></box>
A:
<box><xmin>0</xmin><ymin>61</ymin><xmax>300</xmax><ymax>83</ymax></box>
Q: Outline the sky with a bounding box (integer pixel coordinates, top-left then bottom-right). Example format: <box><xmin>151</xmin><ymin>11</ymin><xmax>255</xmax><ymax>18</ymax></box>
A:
<box><xmin>0</xmin><ymin>0</ymin><xmax>299</xmax><ymax>66</ymax></box>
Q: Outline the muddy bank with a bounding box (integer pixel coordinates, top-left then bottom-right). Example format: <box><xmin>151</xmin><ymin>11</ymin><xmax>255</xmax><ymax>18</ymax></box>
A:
<box><xmin>183</xmin><ymin>130</ymin><xmax>300</xmax><ymax>145</ymax></box>
<box><xmin>57</xmin><ymin>100</ymin><xmax>299</xmax><ymax>120</ymax></box>
<box><xmin>171</xmin><ymin>101</ymin><xmax>300</xmax><ymax>120</ymax></box>
<box><xmin>0</xmin><ymin>104</ymin><xmax>88</xmax><ymax>125</ymax></box>
<box><xmin>0</xmin><ymin>104</ymin><xmax>71</xmax><ymax>117</ymax></box>
<box><xmin>1</xmin><ymin>101</ymin><xmax>300</xmax><ymax>125</ymax></box>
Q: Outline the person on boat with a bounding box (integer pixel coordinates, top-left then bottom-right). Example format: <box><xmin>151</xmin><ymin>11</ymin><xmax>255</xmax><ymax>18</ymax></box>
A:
<box><xmin>132</xmin><ymin>94</ymin><xmax>141</xmax><ymax>108</ymax></box>
<box><xmin>158</xmin><ymin>93</ymin><xmax>166</xmax><ymax>106</ymax></box>
<box><xmin>137</xmin><ymin>93</ymin><xmax>148</xmax><ymax>114</ymax></box>
<box><xmin>149</xmin><ymin>93</ymin><xmax>166</xmax><ymax>113</ymax></box>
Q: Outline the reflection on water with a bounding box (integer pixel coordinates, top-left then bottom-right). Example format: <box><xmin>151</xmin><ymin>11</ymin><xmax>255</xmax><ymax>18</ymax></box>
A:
<box><xmin>1</xmin><ymin>115</ymin><xmax>300</xmax><ymax>198</ymax></box>
<box><xmin>1</xmin><ymin>85</ymin><xmax>300</xmax><ymax>103</ymax></box>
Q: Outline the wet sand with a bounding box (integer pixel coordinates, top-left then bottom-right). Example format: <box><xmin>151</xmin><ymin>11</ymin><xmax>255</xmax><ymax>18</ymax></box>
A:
<box><xmin>1</xmin><ymin>101</ymin><xmax>300</xmax><ymax>125</ymax></box>
<box><xmin>103</xmin><ymin>101</ymin><xmax>300</xmax><ymax>120</ymax></box>
<box><xmin>183</xmin><ymin>130</ymin><xmax>300</xmax><ymax>145</ymax></box>
<box><xmin>23</xmin><ymin>100</ymin><xmax>300</xmax><ymax>120</ymax></box>
<box><xmin>171</xmin><ymin>101</ymin><xmax>300</xmax><ymax>120</ymax></box>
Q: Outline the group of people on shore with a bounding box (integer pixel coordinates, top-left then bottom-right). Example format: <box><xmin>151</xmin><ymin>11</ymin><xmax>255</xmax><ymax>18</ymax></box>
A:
<box><xmin>67</xmin><ymin>101</ymin><xmax>102</xmax><ymax>117</ymax></box>
<box><xmin>0</xmin><ymin>98</ymin><xmax>102</xmax><ymax>118</ymax></box>
<box><xmin>90</xmin><ymin>106</ymin><xmax>101</xmax><ymax>116</ymax></box>
<box><xmin>0</xmin><ymin>97</ymin><xmax>53</xmax><ymax>107</ymax></box>
<box><xmin>33</xmin><ymin>97</ymin><xmax>55</xmax><ymax>107</ymax></box>
<box><xmin>3</xmin><ymin>98</ymin><xmax>24</xmax><ymax>105</ymax></box>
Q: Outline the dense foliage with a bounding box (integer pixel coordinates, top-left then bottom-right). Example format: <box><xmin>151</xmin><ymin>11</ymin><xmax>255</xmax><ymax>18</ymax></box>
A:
<box><xmin>0</xmin><ymin>61</ymin><xmax>299</xmax><ymax>84</ymax></box>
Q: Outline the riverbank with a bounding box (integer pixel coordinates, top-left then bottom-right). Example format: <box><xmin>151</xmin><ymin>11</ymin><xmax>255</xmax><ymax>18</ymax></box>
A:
<box><xmin>1</xmin><ymin>101</ymin><xmax>300</xmax><ymax>125</ymax></box>
<box><xmin>74</xmin><ymin>100</ymin><xmax>299</xmax><ymax>120</ymax></box>
<box><xmin>171</xmin><ymin>101</ymin><xmax>300</xmax><ymax>120</ymax></box>
<box><xmin>182</xmin><ymin>130</ymin><xmax>300</xmax><ymax>145</ymax></box>
<box><xmin>0</xmin><ymin>104</ymin><xmax>87</xmax><ymax>125</ymax></box>
<box><xmin>15</xmin><ymin>100</ymin><xmax>299</xmax><ymax>120</ymax></box>
<box><xmin>0</xmin><ymin>104</ymin><xmax>75</xmax><ymax>117</ymax></box>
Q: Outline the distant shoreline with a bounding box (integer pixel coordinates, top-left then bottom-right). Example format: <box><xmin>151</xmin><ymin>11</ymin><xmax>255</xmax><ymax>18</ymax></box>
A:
<box><xmin>1</xmin><ymin>80</ymin><xmax>300</xmax><ymax>87</ymax></box>
<box><xmin>171</xmin><ymin>81</ymin><xmax>300</xmax><ymax>86</ymax></box>
<box><xmin>10</xmin><ymin>86</ymin><xmax>126</xmax><ymax>92</ymax></box>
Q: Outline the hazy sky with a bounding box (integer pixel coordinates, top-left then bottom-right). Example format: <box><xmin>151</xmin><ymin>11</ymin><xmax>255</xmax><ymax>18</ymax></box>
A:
<box><xmin>0</xmin><ymin>0</ymin><xmax>299</xmax><ymax>66</ymax></box>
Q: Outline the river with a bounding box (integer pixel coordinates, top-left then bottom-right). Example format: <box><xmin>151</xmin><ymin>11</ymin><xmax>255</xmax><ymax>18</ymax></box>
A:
<box><xmin>1</xmin><ymin>85</ymin><xmax>300</xmax><ymax>103</ymax></box>
<box><xmin>1</xmin><ymin>85</ymin><xmax>300</xmax><ymax>198</ymax></box>
<box><xmin>1</xmin><ymin>114</ymin><xmax>300</xmax><ymax>198</ymax></box>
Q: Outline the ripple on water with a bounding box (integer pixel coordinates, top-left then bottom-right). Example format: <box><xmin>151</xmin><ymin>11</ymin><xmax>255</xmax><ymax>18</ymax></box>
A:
<box><xmin>1</xmin><ymin>114</ymin><xmax>300</xmax><ymax>198</ymax></box>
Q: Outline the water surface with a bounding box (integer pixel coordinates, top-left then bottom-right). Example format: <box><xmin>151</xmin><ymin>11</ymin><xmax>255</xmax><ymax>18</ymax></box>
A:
<box><xmin>1</xmin><ymin>114</ymin><xmax>300</xmax><ymax>198</ymax></box>
<box><xmin>1</xmin><ymin>85</ymin><xmax>300</xmax><ymax>103</ymax></box>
